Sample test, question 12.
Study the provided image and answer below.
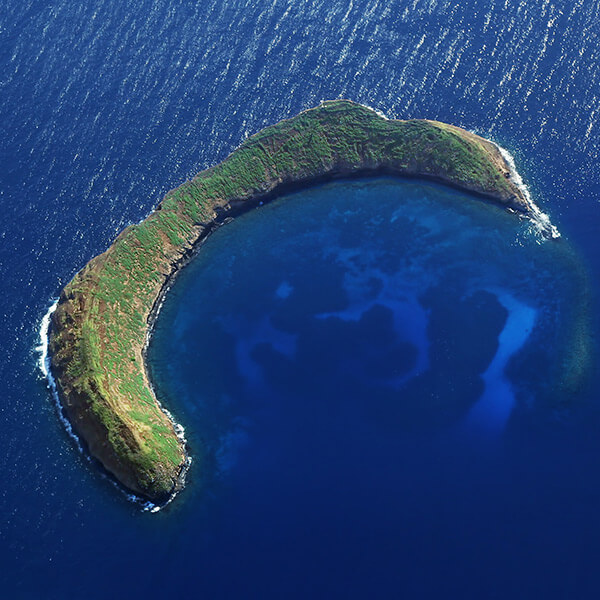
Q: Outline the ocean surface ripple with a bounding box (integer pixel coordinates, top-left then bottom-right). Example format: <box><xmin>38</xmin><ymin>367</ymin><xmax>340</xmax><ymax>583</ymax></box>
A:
<box><xmin>1</xmin><ymin>0</ymin><xmax>600</xmax><ymax>597</ymax></box>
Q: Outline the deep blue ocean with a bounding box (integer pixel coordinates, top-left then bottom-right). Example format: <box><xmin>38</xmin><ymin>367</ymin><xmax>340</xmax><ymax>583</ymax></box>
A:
<box><xmin>2</xmin><ymin>0</ymin><xmax>600</xmax><ymax>597</ymax></box>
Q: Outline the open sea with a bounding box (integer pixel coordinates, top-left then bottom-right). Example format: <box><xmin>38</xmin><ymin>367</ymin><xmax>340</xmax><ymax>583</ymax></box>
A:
<box><xmin>2</xmin><ymin>0</ymin><xmax>600</xmax><ymax>598</ymax></box>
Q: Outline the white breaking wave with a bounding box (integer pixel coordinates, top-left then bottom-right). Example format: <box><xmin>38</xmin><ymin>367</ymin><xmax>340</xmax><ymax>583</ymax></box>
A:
<box><xmin>495</xmin><ymin>143</ymin><xmax>561</xmax><ymax>240</ymax></box>
<box><xmin>317</xmin><ymin>99</ymin><xmax>390</xmax><ymax>120</ymax></box>
<box><xmin>362</xmin><ymin>103</ymin><xmax>390</xmax><ymax>120</ymax></box>
<box><xmin>37</xmin><ymin>300</ymin><xmax>83</xmax><ymax>454</ymax></box>
<box><xmin>37</xmin><ymin>299</ymin><xmax>57</xmax><ymax>378</ymax></box>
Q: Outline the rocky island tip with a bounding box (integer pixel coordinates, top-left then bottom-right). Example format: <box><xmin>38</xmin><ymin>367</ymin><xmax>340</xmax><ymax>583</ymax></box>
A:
<box><xmin>48</xmin><ymin>99</ymin><xmax>555</xmax><ymax>503</ymax></box>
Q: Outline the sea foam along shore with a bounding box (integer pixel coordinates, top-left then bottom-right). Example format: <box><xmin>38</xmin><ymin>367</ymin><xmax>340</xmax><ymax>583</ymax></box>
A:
<box><xmin>354</xmin><ymin>107</ymin><xmax>559</xmax><ymax>242</ymax></box>
<box><xmin>37</xmin><ymin>301</ymin><xmax>81</xmax><ymax>445</ymax></box>
<box><xmin>37</xmin><ymin>300</ymin><xmax>179</xmax><ymax>513</ymax></box>
<box><xmin>495</xmin><ymin>144</ymin><xmax>561</xmax><ymax>240</ymax></box>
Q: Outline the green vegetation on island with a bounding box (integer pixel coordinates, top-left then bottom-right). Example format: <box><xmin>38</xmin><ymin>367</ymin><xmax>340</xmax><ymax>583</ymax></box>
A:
<box><xmin>49</xmin><ymin>100</ymin><xmax>547</xmax><ymax>502</ymax></box>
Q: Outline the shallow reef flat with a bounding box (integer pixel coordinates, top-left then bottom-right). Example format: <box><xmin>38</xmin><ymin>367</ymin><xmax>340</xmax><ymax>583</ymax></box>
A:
<box><xmin>48</xmin><ymin>99</ymin><xmax>564</xmax><ymax>503</ymax></box>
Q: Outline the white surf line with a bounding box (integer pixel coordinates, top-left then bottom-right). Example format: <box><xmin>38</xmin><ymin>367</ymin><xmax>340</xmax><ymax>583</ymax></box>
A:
<box><xmin>36</xmin><ymin>300</ymin><xmax>84</xmax><ymax>450</ymax></box>
<box><xmin>361</xmin><ymin>103</ymin><xmax>390</xmax><ymax>120</ymax></box>
<box><xmin>37</xmin><ymin>300</ymin><xmax>58</xmax><ymax>378</ymax></box>
<box><xmin>36</xmin><ymin>300</ymin><xmax>166</xmax><ymax>513</ymax></box>
<box><xmin>495</xmin><ymin>143</ymin><xmax>561</xmax><ymax>240</ymax></box>
<box><xmin>465</xmin><ymin>292</ymin><xmax>537</xmax><ymax>433</ymax></box>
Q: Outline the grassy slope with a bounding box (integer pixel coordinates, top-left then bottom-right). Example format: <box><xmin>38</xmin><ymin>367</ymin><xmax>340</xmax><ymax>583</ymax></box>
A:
<box><xmin>49</xmin><ymin>100</ymin><xmax>527</xmax><ymax>501</ymax></box>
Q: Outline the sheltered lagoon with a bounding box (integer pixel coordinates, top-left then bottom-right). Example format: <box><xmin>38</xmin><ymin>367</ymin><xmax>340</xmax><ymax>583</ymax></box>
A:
<box><xmin>47</xmin><ymin>100</ymin><xmax>588</xmax><ymax>503</ymax></box>
<box><xmin>148</xmin><ymin>177</ymin><xmax>590</xmax><ymax>491</ymax></box>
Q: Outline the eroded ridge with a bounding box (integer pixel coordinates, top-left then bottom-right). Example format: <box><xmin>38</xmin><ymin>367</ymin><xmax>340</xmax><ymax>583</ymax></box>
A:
<box><xmin>48</xmin><ymin>100</ymin><xmax>547</xmax><ymax>502</ymax></box>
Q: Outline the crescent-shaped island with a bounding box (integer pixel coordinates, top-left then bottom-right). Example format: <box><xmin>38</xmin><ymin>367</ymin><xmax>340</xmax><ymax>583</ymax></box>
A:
<box><xmin>49</xmin><ymin>100</ymin><xmax>560</xmax><ymax>503</ymax></box>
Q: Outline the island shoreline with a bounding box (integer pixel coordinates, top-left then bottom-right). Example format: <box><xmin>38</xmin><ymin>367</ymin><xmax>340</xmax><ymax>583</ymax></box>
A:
<box><xmin>47</xmin><ymin>100</ymin><xmax>561</xmax><ymax>503</ymax></box>
<box><xmin>136</xmin><ymin>171</ymin><xmax>541</xmax><ymax>505</ymax></box>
